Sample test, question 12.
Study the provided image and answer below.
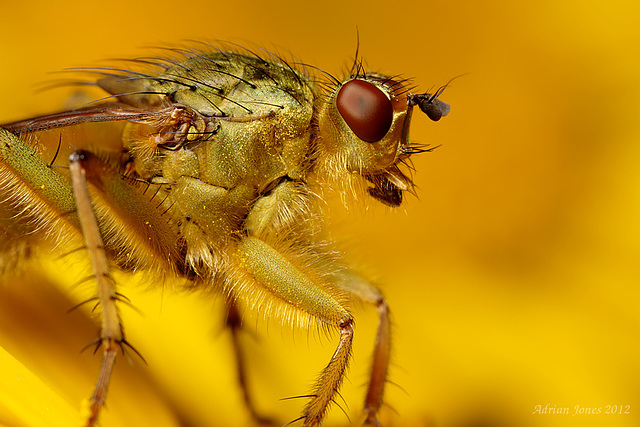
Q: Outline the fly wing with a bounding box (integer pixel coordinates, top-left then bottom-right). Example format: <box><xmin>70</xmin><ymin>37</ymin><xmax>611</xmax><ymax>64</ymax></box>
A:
<box><xmin>2</xmin><ymin>103</ymin><xmax>174</xmax><ymax>135</ymax></box>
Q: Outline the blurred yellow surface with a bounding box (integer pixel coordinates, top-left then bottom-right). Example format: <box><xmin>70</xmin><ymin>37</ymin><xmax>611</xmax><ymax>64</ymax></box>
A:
<box><xmin>0</xmin><ymin>1</ymin><xmax>639</xmax><ymax>426</ymax></box>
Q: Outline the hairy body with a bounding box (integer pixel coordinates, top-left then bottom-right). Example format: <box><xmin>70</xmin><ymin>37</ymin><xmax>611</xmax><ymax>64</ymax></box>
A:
<box><xmin>0</xmin><ymin>44</ymin><xmax>449</xmax><ymax>426</ymax></box>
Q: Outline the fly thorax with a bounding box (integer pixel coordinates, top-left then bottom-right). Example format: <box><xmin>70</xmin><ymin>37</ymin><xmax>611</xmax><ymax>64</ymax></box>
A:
<box><xmin>195</xmin><ymin>107</ymin><xmax>313</xmax><ymax>190</ymax></box>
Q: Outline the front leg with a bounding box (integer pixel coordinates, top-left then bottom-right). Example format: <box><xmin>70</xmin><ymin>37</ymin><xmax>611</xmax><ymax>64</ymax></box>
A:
<box><xmin>333</xmin><ymin>272</ymin><xmax>392</xmax><ymax>426</ymax></box>
<box><xmin>303</xmin><ymin>317</ymin><xmax>354</xmax><ymax>426</ymax></box>
<box><xmin>236</xmin><ymin>236</ymin><xmax>354</xmax><ymax>426</ymax></box>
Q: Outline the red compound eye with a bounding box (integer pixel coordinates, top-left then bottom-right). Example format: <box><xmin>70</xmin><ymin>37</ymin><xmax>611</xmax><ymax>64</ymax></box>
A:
<box><xmin>336</xmin><ymin>79</ymin><xmax>393</xmax><ymax>143</ymax></box>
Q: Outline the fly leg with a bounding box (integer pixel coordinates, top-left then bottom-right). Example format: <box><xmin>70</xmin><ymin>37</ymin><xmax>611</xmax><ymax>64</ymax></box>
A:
<box><xmin>363</xmin><ymin>298</ymin><xmax>390</xmax><ymax>427</ymax></box>
<box><xmin>69</xmin><ymin>151</ymin><xmax>126</xmax><ymax>427</ymax></box>
<box><xmin>2</xmin><ymin>126</ymin><xmax>178</xmax><ymax>425</ymax></box>
<box><xmin>334</xmin><ymin>272</ymin><xmax>392</xmax><ymax>426</ymax></box>
<box><xmin>0</xmin><ymin>128</ymin><xmax>80</xmax><ymax>257</ymax></box>
<box><xmin>303</xmin><ymin>318</ymin><xmax>353</xmax><ymax>426</ymax></box>
<box><xmin>63</xmin><ymin>148</ymin><xmax>179</xmax><ymax>425</ymax></box>
<box><xmin>225</xmin><ymin>299</ymin><xmax>275</xmax><ymax>425</ymax></box>
<box><xmin>0</xmin><ymin>129</ymin><xmax>126</xmax><ymax>425</ymax></box>
<box><xmin>236</xmin><ymin>236</ymin><xmax>354</xmax><ymax>427</ymax></box>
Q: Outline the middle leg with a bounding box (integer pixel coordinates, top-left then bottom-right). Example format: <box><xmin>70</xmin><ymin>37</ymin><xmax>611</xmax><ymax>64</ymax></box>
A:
<box><xmin>224</xmin><ymin>298</ymin><xmax>274</xmax><ymax>425</ymax></box>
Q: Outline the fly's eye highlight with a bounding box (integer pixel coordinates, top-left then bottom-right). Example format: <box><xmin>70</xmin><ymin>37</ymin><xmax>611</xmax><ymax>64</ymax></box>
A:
<box><xmin>336</xmin><ymin>79</ymin><xmax>393</xmax><ymax>143</ymax></box>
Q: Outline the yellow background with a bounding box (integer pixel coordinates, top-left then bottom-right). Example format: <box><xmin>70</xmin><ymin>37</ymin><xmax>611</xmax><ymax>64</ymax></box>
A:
<box><xmin>0</xmin><ymin>1</ymin><xmax>639</xmax><ymax>426</ymax></box>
